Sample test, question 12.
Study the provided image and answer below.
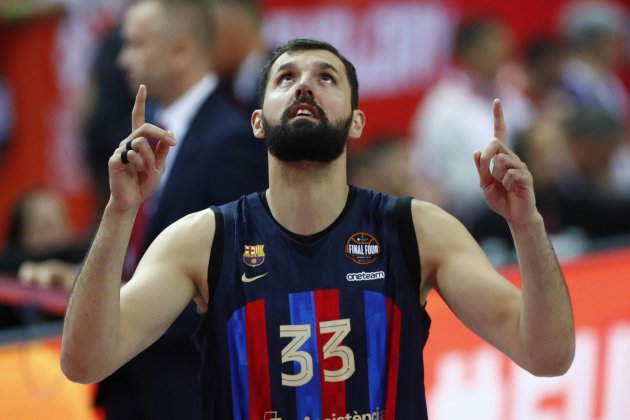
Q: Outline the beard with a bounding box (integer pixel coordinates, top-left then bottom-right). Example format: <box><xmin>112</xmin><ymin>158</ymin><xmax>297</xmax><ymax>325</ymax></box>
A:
<box><xmin>262</xmin><ymin>98</ymin><xmax>353</xmax><ymax>163</ymax></box>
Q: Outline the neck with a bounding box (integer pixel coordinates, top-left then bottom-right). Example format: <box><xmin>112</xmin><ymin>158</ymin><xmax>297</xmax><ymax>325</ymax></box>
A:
<box><xmin>266</xmin><ymin>154</ymin><xmax>349</xmax><ymax>235</ymax></box>
<box><xmin>161</xmin><ymin>62</ymin><xmax>210</xmax><ymax>106</ymax></box>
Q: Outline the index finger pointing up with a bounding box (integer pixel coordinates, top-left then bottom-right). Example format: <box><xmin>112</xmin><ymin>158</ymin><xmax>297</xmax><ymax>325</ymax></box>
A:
<box><xmin>493</xmin><ymin>98</ymin><xmax>508</xmax><ymax>143</ymax></box>
<box><xmin>131</xmin><ymin>85</ymin><xmax>147</xmax><ymax>132</ymax></box>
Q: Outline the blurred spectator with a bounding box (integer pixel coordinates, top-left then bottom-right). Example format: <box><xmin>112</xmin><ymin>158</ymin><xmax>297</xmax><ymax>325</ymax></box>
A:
<box><xmin>559</xmin><ymin>0</ymin><xmax>630</xmax><ymax>197</ymax></box>
<box><xmin>560</xmin><ymin>106</ymin><xmax>626</xmax><ymax>195</ymax></box>
<box><xmin>409</xmin><ymin>16</ymin><xmax>520</xmax><ymax>228</ymax></box>
<box><xmin>559</xmin><ymin>0</ymin><xmax>630</xmax><ymax>120</ymax></box>
<box><xmin>0</xmin><ymin>187</ymin><xmax>86</xmax><ymax>289</ymax></box>
<box><xmin>0</xmin><ymin>187</ymin><xmax>87</xmax><ymax>275</ymax></box>
<box><xmin>546</xmin><ymin>106</ymin><xmax>630</xmax><ymax>239</ymax></box>
<box><xmin>209</xmin><ymin>0</ymin><xmax>269</xmax><ymax>111</ymax></box>
<box><xmin>522</xmin><ymin>37</ymin><xmax>567</xmax><ymax>108</ymax></box>
<box><xmin>508</xmin><ymin>36</ymin><xmax>570</xmax><ymax>148</ymax></box>
<box><xmin>0</xmin><ymin>186</ymin><xmax>84</xmax><ymax>329</ymax></box>
<box><xmin>348</xmin><ymin>134</ymin><xmax>424</xmax><ymax>198</ymax></box>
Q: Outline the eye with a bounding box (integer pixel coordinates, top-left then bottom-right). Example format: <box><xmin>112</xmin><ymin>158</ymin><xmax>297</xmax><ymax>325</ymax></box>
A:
<box><xmin>321</xmin><ymin>73</ymin><xmax>335</xmax><ymax>84</ymax></box>
<box><xmin>277</xmin><ymin>73</ymin><xmax>294</xmax><ymax>85</ymax></box>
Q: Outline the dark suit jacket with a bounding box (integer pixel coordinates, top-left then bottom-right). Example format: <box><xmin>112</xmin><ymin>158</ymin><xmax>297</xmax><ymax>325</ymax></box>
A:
<box><xmin>96</xmin><ymin>83</ymin><xmax>268</xmax><ymax>420</ymax></box>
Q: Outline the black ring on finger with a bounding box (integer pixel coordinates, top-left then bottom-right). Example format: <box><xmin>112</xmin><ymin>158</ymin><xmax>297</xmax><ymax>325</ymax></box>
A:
<box><xmin>121</xmin><ymin>150</ymin><xmax>130</xmax><ymax>164</ymax></box>
<box><xmin>126</xmin><ymin>140</ymin><xmax>133</xmax><ymax>151</ymax></box>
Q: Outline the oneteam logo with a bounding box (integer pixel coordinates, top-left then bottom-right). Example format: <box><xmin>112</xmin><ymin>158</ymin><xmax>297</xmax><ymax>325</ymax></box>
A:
<box><xmin>346</xmin><ymin>271</ymin><xmax>385</xmax><ymax>282</ymax></box>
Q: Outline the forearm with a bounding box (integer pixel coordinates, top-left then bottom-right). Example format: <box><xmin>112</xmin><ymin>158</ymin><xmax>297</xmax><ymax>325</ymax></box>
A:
<box><xmin>510</xmin><ymin>213</ymin><xmax>575</xmax><ymax>376</ymax></box>
<box><xmin>60</xmin><ymin>202</ymin><xmax>137</xmax><ymax>383</ymax></box>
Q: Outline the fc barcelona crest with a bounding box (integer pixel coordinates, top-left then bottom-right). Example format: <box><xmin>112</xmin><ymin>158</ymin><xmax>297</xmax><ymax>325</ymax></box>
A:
<box><xmin>243</xmin><ymin>244</ymin><xmax>266</xmax><ymax>267</ymax></box>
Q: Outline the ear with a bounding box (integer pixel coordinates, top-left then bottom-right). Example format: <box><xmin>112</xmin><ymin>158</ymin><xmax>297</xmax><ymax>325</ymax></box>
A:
<box><xmin>348</xmin><ymin>109</ymin><xmax>366</xmax><ymax>139</ymax></box>
<box><xmin>251</xmin><ymin>110</ymin><xmax>265</xmax><ymax>139</ymax></box>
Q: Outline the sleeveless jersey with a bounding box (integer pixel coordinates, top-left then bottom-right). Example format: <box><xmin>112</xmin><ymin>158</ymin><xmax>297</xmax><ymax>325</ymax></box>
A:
<box><xmin>194</xmin><ymin>187</ymin><xmax>431</xmax><ymax>420</ymax></box>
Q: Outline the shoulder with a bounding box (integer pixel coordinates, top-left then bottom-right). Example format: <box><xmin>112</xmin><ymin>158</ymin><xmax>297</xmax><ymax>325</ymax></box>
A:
<box><xmin>151</xmin><ymin>208</ymin><xmax>217</xmax><ymax>266</ymax></box>
<box><xmin>147</xmin><ymin>208</ymin><xmax>217</xmax><ymax>298</ymax></box>
<box><xmin>410</xmin><ymin>199</ymin><xmax>462</xmax><ymax>247</ymax></box>
<box><xmin>410</xmin><ymin>199</ymin><xmax>484</xmax><ymax>288</ymax></box>
<box><xmin>410</xmin><ymin>198</ymin><xmax>453</xmax><ymax>223</ymax></box>
<box><xmin>410</xmin><ymin>198</ymin><xmax>476</xmax><ymax>250</ymax></box>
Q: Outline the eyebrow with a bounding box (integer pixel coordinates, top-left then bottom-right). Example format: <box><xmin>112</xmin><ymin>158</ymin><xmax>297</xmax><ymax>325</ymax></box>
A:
<box><xmin>274</xmin><ymin>60</ymin><xmax>341</xmax><ymax>77</ymax></box>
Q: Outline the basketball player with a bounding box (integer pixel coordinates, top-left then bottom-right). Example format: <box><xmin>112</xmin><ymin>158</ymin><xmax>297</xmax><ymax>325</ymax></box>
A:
<box><xmin>61</xmin><ymin>39</ymin><xmax>575</xmax><ymax>419</ymax></box>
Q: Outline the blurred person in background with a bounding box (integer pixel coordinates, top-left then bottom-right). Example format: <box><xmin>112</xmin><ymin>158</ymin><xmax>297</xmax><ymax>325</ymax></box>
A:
<box><xmin>560</xmin><ymin>107</ymin><xmax>626</xmax><ymax>195</ymax></box>
<box><xmin>0</xmin><ymin>187</ymin><xmax>86</xmax><ymax>328</ymax></box>
<box><xmin>559</xmin><ymin>0</ymin><xmax>630</xmax><ymax>196</ymax></box>
<box><xmin>409</xmin><ymin>16</ymin><xmax>521</xmax><ymax>229</ymax></box>
<box><xmin>543</xmin><ymin>106</ymin><xmax>630</xmax><ymax>239</ymax></box>
<box><xmin>559</xmin><ymin>0</ymin><xmax>629</xmax><ymax>121</ymax></box>
<box><xmin>94</xmin><ymin>0</ymin><xmax>269</xmax><ymax>419</ymax></box>
<box><xmin>509</xmin><ymin>36</ymin><xmax>570</xmax><ymax>146</ymax></box>
<box><xmin>209</xmin><ymin>0</ymin><xmax>270</xmax><ymax>112</ymax></box>
<box><xmin>0</xmin><ymin>187</ymin><xmax>85</xmax><ymax>286</ymax></box>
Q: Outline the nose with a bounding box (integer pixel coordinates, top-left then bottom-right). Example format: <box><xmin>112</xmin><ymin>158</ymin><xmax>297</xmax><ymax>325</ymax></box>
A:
<box><xmin>294</xmin><ymin>81</ymin><xmax>313</xmax><ymax>99</ymax></box>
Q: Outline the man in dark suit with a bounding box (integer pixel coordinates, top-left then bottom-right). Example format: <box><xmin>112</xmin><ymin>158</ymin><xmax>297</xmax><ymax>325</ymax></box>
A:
<box><xmin>96</xmin><ymin>1</ymin><xmax>268</xmax><ymax>419</ymax></box>
<box><xmin>209</xmin><ymin>0</ymin><xmax>270</xmax><ymax>112</ymax></box>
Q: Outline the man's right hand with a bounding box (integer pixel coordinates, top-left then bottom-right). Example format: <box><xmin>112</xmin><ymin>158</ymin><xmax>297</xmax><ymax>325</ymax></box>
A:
<box><xmin>108</xmin><ymin>85</ymin><xmax>176</xmax><ymax>211</ymax></box>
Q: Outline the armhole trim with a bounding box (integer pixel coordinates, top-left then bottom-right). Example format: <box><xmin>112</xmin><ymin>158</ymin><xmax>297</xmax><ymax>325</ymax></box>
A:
<box><xmin>207</xmin><ymin>205</ymin><xmax>224</xmax><ymax>300</ymax></box>
<box><xmin>395</xmin><ymin>197</ymin><xmax>421</xmax><ymax>295</ymax></box>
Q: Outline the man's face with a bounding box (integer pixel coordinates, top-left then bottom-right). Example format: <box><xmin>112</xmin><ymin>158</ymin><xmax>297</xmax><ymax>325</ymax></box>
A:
<box><xmin>253</xmin><ymin>50</ymin><xmax>364</xmax><ymax>163</ymax></box>
<box><xmin>117</xmin><ymin>2</ymin><xmax>171</xmax><ymax>97</ymax></box>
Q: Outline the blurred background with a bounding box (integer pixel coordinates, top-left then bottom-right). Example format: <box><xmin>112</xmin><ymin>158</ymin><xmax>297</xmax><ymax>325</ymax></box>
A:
<box><xmin>0</xmin><ymin>0</ymin><xmax>628</xmax><ymax>419</ymax></box>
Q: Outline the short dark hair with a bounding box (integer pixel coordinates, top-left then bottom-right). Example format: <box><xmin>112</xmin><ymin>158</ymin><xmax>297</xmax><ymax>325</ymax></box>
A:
<box><xmin>454</xmin><ymin>17</ymin><xmax>502</xmax><ymax>57</ymax></box>
<box><xmin>565</xmin><ymin>106</ymin><xmax>624</xmax><ymax>144</ymax></box>
<box><xmin>257</xmin><ymin>38</ymin><xmax>359</xmax><ymax>110</ymax></box>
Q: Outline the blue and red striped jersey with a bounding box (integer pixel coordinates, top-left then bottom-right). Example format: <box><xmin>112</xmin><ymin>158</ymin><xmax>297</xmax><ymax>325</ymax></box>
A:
<box><xmin>194</xmin><ymin>187</ymin><xmax>431</xmax><ymax>420</ymax></box>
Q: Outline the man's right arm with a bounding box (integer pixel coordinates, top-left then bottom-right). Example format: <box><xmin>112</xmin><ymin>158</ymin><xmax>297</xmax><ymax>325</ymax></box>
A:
<box><xmin>60</xmin><ymin>204</ymin><xmax>138</xmax><ymax>383</ymax></box>
<box><xmin>60</xmin><ymin>85</ymin><xmax>186</xmax><ymax>383</ymax></box>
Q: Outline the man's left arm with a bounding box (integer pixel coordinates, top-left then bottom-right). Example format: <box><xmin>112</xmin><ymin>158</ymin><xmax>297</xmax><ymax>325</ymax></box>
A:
<box><xmin>473</xmin><ymin>99</ymin><xmax>575</xmax><ymax>375</ymax></box>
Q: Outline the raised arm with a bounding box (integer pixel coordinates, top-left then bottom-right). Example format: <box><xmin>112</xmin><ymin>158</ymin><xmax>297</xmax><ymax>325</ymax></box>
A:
<box><xmin>417</xmin><ymin>99</ymin><xmax>575</xmax><ymax>377</ymax></box>
<box><xmin>60</xmin><ymin>86</ymin><xmax>211</xmax><ymax>383</ymax></box>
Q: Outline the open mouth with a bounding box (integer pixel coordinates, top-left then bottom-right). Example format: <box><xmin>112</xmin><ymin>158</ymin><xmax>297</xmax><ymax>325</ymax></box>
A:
<box><xmin>289</xmin><ymin>103</ymin><xmax>319</xmax><ymax>120</ymax></box>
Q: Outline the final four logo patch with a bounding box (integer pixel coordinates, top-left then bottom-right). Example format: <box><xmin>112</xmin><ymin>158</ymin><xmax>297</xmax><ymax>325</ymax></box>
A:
<box><xmin>345</xmin><ymin>232</ymin><xmax>382</xmax><ymax>265</ymax></box>
<box><xmin>243</xmin><ymin>244</ymin><xmax>266</xmax><ymax>267</ymax></box>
